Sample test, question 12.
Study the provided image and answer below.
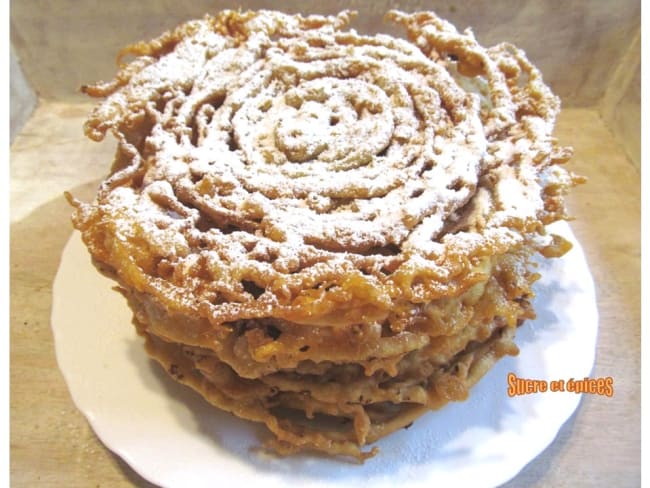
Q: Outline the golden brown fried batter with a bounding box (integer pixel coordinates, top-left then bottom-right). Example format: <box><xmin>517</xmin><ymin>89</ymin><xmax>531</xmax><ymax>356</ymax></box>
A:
<box><xmin>67</xmin><ymin>9</ymin><xmax>582</xmax><ymax>461</ymax></box>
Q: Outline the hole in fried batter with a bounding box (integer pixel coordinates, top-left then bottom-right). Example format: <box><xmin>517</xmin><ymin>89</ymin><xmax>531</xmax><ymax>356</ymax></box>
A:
<box><xmin>154</xmin><ymin>257</ymin><xmax>175</xmax><ymax>279</ymax></box>
<box><xmin>328</xmin><ymin>197</ymin><xmax>355</xmax><ymax>212</ymax></box>
<box><xmin>380</xmin><ymin>320</ymin><xmax>394</xmax><ymax>338</ymax></box>
<box><xmin>227</xmin><ymin>134</ymin><xmax>238</xmax><ymax>152</ymax></box>
<box><xmin>258</xmin><ymin>98</ymin><xmax>272</xmax><ymax>112</ymax></box>
<box><xmin>196</xmin><ymin>215</ymin><xmax>217</xmax><ymax>232</ymax></box>
<box><xmin>189</xmin><ymin>119</ymin><xmax>200</xmax><ymax>147</ymax></box>
<box><xmin>380</xmin><ymin>262</ymin><xmax>400</xmax><ymax>275</ymax></box>
<box><xmin>242</xmin><ymin>240</ymin><xmax>256</xmax><ymax>252</ymax></box>
<box><xmin>242</xmin><ymin>280</ymin><xmax>265</xmax><ymax>299</ymax></box>
<box><xmin>418</xmin><ymin>159</ymin><xmax>434</xmax><ymax>176</ymax></box>
<box><xmin>225</xmin><ymin>320</ymin><xmax>247</xmax><ymax>337</ymax></box>
<box><xmin>447</xmin><ymin>178</ymin><xmax>465</xmax><ymax>192</ymax></box>
<box><xmin>364</xmin><ymin>401</ymin><xmax>419</xmax><ymax>424</ymax></box>
<box><xmin>365</xmin><ymin>243</ymin><xmax>401</xmax><ymax>256</ymax></box>
<box><xmin>269</xmin><ymin>406</ymin><xmax>354</xmax><ymax>434</ymax></box>
<box><xmin>182</xmin><ymin>81</ymin><xmax>194</xmax><ymax>97</ymax></box>
<box><xmin>222</xmin><ymin>224</ymin><xmax>243</xmax><ymax>235</ymax></box>
<box><xmin>207</xmin><ymin>93</ymin><xmax>225</xmax><ymax>110</ymax></box>
<box><xmin>266</xmin><ymin>324</ymin><xmax>282</xmax><ymax>340</ymax></box>
<box><xmin>255</xmin><ymin>247</ymin><xmax>279</xmax><ymax>263</ymax></box>
<box><xmin>376</xmin><ymin>145</ymin><xmax>389</xmax><ymax>158</ymax></box>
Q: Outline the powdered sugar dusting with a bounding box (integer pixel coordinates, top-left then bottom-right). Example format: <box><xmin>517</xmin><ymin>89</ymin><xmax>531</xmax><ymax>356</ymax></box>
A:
<box><xmin>74</xmin><ymin>9</ymin><xmax>578</xmax><ymax>309</ymax></box>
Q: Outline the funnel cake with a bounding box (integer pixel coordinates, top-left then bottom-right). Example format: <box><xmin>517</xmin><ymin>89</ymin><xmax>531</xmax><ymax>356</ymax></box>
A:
<box><xmin>67</xmin><ymin>9</ymin><xmax>582</xmax><ymax>461</ymax></box>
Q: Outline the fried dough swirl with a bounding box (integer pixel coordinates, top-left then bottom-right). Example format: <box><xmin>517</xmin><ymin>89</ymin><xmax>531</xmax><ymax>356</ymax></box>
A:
<box><xmin>68</xmin><ymin>10</ymin><xmax>581</xmax><ymax>460</ymax></box>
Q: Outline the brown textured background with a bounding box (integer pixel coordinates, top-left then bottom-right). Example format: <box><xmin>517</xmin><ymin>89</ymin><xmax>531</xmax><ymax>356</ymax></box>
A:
<box><xmin>10</xmin><ymin>1</ymin><xmax>641</xmax><ymax>486</ymax></box>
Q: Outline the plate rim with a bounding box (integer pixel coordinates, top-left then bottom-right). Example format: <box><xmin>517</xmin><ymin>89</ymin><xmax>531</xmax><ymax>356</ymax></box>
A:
<box><xmin>51</xmin><ymin>220</ymin><xmax>598</xmax><ymax>488</ymax></box>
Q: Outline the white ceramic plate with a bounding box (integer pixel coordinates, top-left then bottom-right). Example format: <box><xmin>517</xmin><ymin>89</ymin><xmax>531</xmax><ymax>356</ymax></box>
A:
<box><xmin>51</xmin><ymin>221</ymin><xmax>598</xmax><ymax>488</ymax></box>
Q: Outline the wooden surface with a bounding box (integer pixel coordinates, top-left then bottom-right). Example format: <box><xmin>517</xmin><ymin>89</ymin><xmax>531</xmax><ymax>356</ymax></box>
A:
<box><xmin>10</xmin><ymin>102</ymin><xmax>640</xmax><ymax>486</ymax></box>
<box><xmin>599</xmin><ymin>27</ymin><xmax>641</xmax><ymax>171</ymax></box>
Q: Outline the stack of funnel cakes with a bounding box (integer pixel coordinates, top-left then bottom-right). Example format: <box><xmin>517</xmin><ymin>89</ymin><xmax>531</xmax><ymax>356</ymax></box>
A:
<box><xmin>68</xmin><ymin>10</ymin><xmax>582</xmax><ymax>460</ymax></box>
